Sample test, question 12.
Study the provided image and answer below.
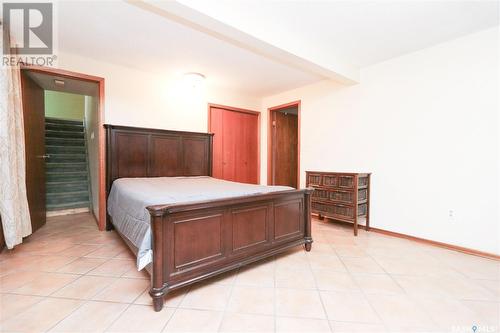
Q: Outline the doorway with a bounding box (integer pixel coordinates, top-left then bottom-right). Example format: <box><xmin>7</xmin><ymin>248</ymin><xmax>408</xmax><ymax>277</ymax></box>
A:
<box><xmin>208</xmin><ymin>104</ymin><xmax>260</xmax><ymax>184</ymax></box>
<box><xmin>268</xmin><ymin>101</ymin><xmax>300</xmax><ymax>188</ymax></box>
<box><xmin>20</xmin><ymin>65</ymin><xmax>106</xmax><ymax>231</ymax></box>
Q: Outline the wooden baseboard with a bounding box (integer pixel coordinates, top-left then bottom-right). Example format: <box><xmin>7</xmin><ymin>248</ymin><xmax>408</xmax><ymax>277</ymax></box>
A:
<box><xmin>369</xmin><ymin>227</ymin><xmax>500</xmax><ymax>261</ymax></box>
<box><xmin>313</xmin><ymin>214</ymin><xmax>500</xmax><ymax>261</ymax></box>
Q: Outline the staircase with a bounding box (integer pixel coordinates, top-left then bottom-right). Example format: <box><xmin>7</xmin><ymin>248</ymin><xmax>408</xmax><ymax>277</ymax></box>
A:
<box><xmin>45</xmin><ymin>117</ymin><xmax>91</xmax><ymax>211</ymax></box>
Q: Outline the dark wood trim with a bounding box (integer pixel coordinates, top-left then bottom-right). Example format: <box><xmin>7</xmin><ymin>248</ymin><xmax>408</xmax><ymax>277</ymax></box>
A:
<box><xmin>106</xmin><ymin>124</ymin><xmax>211</xmax><ymax>137</ymax></box>
<box><xmin>208</xmin><ymin>103</ymin><xmax>260</xmax><ymax>116</ymax></box>
<box><xmin>313</xmin><ymin>214</ymin><xmax>500</xmax><ymax>261</ymax></box>
<box><xmin>267</xmin><ymin>100</ymin><xmax>301</xmax><ymax>188</ymax></box>
<box><xmin>207</xmin><ymin>103</ymin><xmax>261</xmax><ymax>184</ymax></box>
<box><xmin>20</xmin><ymin>64</ymin><xmax>107</xmax><ymax>231</ymax></box>
<box><xmin>20</xmin><ymin>64</ymin><xmax>104</xmax><ymax>83</ymax></box>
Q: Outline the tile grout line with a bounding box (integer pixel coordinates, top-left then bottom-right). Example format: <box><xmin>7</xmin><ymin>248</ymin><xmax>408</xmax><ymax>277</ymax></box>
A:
<box><xmin>339</xmin><ymin>241</ymin><xmax>390</xmax><ymax>331</ymax></box>
<box><xmin>160</xmin><ymin>285</ymin><xmax>192</xmax><ymax>332</ymax></box>
<box><xmin>360</xmin><ymin>235</ymin><xmax>446</xmax><ymax>331</ymax></box>
<box><xmin>273</xmin><ymin>254</ymin><xmax>277</xmax><ymax>333</ymax></box>
<box><xmin>215</xmin><ymin>268</ymin><xmax>239</xmax><ymax>332</ymax></box>
<box><xmin>305</xmin><ymin>245</ymin><xmax>334</xmax><ymax>333</ymax></box>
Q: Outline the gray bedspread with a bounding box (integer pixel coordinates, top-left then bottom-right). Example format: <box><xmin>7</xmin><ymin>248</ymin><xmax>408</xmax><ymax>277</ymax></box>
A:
<box><xmin>107</xmin><ymin>176</ymin><xmax>292</xmax><ymax>270</ymax></box>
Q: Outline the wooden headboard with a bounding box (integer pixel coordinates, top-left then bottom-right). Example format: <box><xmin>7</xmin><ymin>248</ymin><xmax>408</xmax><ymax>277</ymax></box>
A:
<box><xmin>105</xmin><ymin>124</ymin><xmax>214</xmax><ymax>195</ymax></box>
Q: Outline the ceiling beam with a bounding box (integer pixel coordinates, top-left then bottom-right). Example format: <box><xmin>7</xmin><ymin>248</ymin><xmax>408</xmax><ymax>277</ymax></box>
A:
<box><xmin>126</xmin><ymin>0</ymin><xmax>360</xmax><ymax>85</ymax></box>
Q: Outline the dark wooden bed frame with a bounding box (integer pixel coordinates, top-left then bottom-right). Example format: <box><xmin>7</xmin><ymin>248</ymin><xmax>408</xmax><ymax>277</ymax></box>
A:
<box><xmin>105</xmin><ymin>124</ymin><xmax>313</xmax><ymax>311</ymax></box>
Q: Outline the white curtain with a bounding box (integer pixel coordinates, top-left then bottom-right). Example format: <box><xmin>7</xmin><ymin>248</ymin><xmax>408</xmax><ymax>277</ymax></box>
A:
<box><xmin>0</xmin><ymin>34</ymin><xmax>32</xmax><ymax>248</ymax></box>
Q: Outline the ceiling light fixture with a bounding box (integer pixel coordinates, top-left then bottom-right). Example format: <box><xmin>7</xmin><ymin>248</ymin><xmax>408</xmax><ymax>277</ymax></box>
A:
<box><xmin>54</xmin><ymin>79</ymin><xmax>65</xmax><ymax>86</ymax></box>
<box><xmin>183</xmin><ymin>72</ymin><xmax>205</xmax><ymax>89</ymax></box>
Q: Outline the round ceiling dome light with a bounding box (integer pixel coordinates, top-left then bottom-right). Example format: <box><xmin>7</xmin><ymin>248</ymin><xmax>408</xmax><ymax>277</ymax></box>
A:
<box><xmin>183</xmin><ymin>72</ymin><xmax>206</xmax><ymax>89</ymax></box>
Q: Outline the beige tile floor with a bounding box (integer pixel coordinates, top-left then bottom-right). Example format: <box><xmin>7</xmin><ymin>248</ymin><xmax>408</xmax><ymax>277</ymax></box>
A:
<box><xmin>0</xmin><ymin>213</ymin><xmax>498</xmax><ymax>332</ymax></box>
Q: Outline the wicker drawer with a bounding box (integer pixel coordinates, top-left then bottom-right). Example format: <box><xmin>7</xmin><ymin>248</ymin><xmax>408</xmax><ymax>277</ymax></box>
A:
<box><xmin>307</xmin><ymin>173</ymin><xmax>322</xmax><ymax>186</ymax></box>
<box><xmin>329</xmin><ymin>189</ymin><xmax>354</xmax><ymax>203</ymax></box>
<box><xmin>358</xmin><ymin>188</ymin><xmax>368</xmax><ymax>201</ymax></box>
<box><xmin>311</xmin><ymin>202</ymin><xmax>355</xmax><ymax>220</ymax></box>
<box><xmin>358</xmin><ymin>176</ymin><xmax>369</xmax><ymax>187</ymax></box>
<box><xmin>322</xmin><ymin>174</ymin><xmax>337</xmax><ymax>187</ymax></box>
<box><xmin>314</xmin><ymin>188</ymin><xmax>356</xmax><ymax>204</ymax></box>
<box><xmin>358</xmin><ymin>203</ymin><xmax>368</xmax><ymax>216</ymax></box>
<box><xmin>311</xmin><ymin>187</ymin><xmax>329</xmax><ymax>200</ymax></box>
<box><xmin>337</xmin><ymin>175</ymin><xmax>355</xmax><ymax>189</ymax></box>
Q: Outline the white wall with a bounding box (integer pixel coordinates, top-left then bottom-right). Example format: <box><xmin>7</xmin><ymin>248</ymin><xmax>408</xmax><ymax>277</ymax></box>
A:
<box><xmin>262</xmin><ymin>28</ymin><xmax>499</xmax><ymax>255</ymax></box>
<box><xmin>84</xmin><ymin>96</ymin><xmax>99</xmax><ymax>219</ymax></box>
<box><xmin>56</xmin><ymin>52</ymin><xmax>261</xmax><ymax>132</ymax></box>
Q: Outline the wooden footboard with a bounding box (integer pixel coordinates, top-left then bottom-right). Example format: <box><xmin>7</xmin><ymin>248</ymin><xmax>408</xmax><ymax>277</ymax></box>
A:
<box><xmin>146</xmin><ymin>188</ymin><xmax>313</xmax><ymax>312</ymax></box>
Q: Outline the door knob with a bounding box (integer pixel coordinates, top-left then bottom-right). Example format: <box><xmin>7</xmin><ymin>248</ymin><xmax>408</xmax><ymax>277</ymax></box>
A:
<box><xmin>37</xmin><ymin>154</ymin><xmax>51</xmax><ymax>159</ymax></box>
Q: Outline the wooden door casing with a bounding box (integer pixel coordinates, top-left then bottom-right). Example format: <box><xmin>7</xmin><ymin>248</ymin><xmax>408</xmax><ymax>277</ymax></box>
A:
<box><xmin>209</xmin><ymin>106</ymin><xmax>259</xmax><ymax>184</ymax></box>
<box><xmin>21</xmin><ymin>71</ymin><xmax>46</xmax><ymax>232</ymax></box>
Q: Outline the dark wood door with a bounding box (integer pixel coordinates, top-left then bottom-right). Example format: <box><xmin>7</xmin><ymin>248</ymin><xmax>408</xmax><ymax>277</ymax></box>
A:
<box><xmin>271</xmin><ymin>110</ymin><xmax>298</xmax><ymax>188</ymax></box>
<box><xmin>210</xmin><ymin>107</ymin><xmax>259</xmax><ymax>184</ymax></box>
<box><xmin>21</xmin><ymin>71</ymin><xmax>46</xmax><ymax>232</ymax></box>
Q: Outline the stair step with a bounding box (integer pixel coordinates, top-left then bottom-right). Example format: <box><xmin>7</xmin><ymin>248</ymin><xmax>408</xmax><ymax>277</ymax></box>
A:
<box><xmin>45</xmin><ymin>162</ymin><xmax>87</xmax><ymax>172</ymax></box>
<box><xmin>47</xmin><ymin>154</ymin><xmax>86</xmax><ymax>163</ymax></box>
<box><xmin>46</xmin><ymin>137</ymin><xmax>85</xmax><ymax>146</ymax></box>
<box><xmin>44</xmin><ymin>117</ymin><xmax>91</xmax><ymax>212</ymax></box>
<box><xmin>46</xmin><ymin>145</ymin><xmax>86</xmax><ymax>154</ymax></box>
<box><xmin>46</xmin><ymin>191</ymin><xmax>89</xmax><ymax>205</ymax></box>
<box><xmin>45</xmin><ymin>130</ymin><xmax>84</xmax><ymax>139</ymax></box>
<box><xmin>46</xmin><ymin>123</ymin><xmax>84</xmax><ymax>132</ymax></box>
<box><xmin>46</xmin><ymin>181</ymin><xmax>88</xmax><ymax>193</ymax></box>
<box><xmin>46</xmin><ymin>201</ymin><xmax>90</xmax><ymax>211</ymax></box>
<box><xmin>46</xmin><ymin>172</ymin><xmax>88</xmax><ymax>182</ymax></box>
<box><xmin>45</xmin><ymin>117</ymin><xmax>83</xmax><ymax>126</ymax></box>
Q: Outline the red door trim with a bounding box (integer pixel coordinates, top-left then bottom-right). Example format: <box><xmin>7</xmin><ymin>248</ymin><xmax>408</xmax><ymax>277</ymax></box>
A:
<box><xmin>267</xmin><ymin>100</ymin><xmax>301</xmax><ymax>187</ymax></box>
<box><xmin>21</xmin><ymin>64</ymin><xmax>107</xmax><ymax>231</ymax></box>
<box><xmin>207</xmin><ymin>103</ymin><xmax>261</xmax><ymax>184</ymax></box>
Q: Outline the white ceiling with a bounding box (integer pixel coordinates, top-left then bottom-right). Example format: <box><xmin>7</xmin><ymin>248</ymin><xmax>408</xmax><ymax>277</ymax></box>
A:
<box><xmin>56</xmin><ymin>1</ymin><xmax>499</xmax><ymax>97</ymax></box>
<box><xmin>57</xmin><ymin>1</ymin><xmax>322</xmax><ymax>97</ymax></box>
<box><xmin>179</xmin><ymin>0</ymin><xmax>500</xmax><ymax>68</ymax></box>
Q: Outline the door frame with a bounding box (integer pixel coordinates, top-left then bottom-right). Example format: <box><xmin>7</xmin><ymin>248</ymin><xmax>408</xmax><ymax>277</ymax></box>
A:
<box><xmin>21</xmin><ymin>64</ymin><xmax>107</xmax><ymax>231</ymax></box>
<box><xmin>207</xmin><ymin>103</ymin><xmax>261</xmax><ymax>184</ymax></box>
<box><xmin>267</xmin><ymin>100</ymin><xmax>301</xmax><ymax>187</ymax></box>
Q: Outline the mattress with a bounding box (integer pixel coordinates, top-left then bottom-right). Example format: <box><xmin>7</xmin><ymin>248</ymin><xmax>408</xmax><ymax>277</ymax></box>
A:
<box><xmin>107</xmin><ymin>176</ymin><xmax>293</xmax><ymax>270</ymax></box>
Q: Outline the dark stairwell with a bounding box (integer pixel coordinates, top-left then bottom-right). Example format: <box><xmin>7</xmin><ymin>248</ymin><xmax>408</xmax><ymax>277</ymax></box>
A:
<box><xmin>45</xmin><ymin>117</ymin><xmax>91</xmax><ymax>211</ymax></box>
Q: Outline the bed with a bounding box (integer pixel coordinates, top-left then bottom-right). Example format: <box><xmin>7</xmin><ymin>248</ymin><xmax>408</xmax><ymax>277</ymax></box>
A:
<box><xmin>105</xmin><ymin>124</ymin><xmax>313</xmax><ymax>311</ymax></box>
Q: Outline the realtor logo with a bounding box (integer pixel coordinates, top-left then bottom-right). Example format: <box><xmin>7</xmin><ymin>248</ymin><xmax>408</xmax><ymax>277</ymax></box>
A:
<box><xmin>2</xmin><ymin>2</ymin><xmax>53</xmax><ymax>55</ymax></box>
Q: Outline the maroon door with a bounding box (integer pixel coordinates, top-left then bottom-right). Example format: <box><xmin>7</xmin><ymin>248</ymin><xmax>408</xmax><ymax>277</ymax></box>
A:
<box><xmin>21</xmin><ymin>71</ymin><xmax>46</xmax><ymax>232</ymax></box>
<box><xmin>210</xmin><ymin>107</ymin><xmax>259</xmax><ymax>184</ymax></box>
<box><xmin>271</xmin><ymin>110</ymin><xmax>298</xmax><ymax>188</ymax></box>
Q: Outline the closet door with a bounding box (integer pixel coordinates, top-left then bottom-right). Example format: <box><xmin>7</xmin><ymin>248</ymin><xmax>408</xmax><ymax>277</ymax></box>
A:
<box><xmin>209</xmin><ymin>107</ymin><xmax>259</xmax><ymax>184</ymax></box>
<box><xmin>238</xmin><ymin>112</ymin><xmax>259</xmax><ymax>184</ymax></box>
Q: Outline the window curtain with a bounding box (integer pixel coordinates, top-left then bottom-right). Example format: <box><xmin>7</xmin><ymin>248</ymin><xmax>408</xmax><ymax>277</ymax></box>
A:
<box><xmin>0</xmin><ymin>32</ymin><xmax>32</xmax><ymax>248</ymax></box>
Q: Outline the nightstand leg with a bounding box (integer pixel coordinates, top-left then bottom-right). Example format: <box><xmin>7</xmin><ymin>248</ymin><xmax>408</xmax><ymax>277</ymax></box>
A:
<box><xmin>353</xmin><ymin>217</ymin><xmax>358</xmax><ymax>236</ymax></box>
